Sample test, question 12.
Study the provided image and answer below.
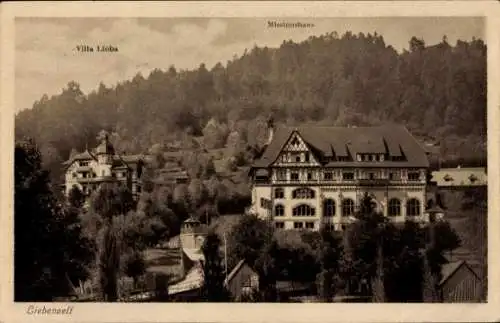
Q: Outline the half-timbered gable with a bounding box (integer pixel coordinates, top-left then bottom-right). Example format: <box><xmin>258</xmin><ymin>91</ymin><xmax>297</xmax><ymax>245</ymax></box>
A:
<box><xmin>272</xmin><ymin>130</ymin><xmax>321</xmax><ymax>167</ymax></box>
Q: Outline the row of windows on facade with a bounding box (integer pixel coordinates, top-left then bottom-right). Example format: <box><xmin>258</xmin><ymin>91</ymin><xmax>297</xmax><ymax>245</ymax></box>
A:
<box><xmin>72</xmin><ymin>170</ymin><xmax>129</xmax><ymax>179</ymax></box>
<box><xmin>273</xmin><ymin>186</ymin><xmax>423</xmax><ymax>201</ymax></box>
<box><xmin>280</xmin><ymin>148</ymin><xmax>404</xmax><ymax>164</ymax></box>
<box><xmin>281</xmin><ymin>138</ymin><xmax>398</xmax><ymax>163</ymax></box>
<box><xmin>272</xmin><ymin>170</ymin><xmax>421</xmax><ymax>182</ymax></box>
<box><xmin>266</xmin><ymin>198</ymin><xmax>421</xmax><ymax>217</ymax></box>
<box><xmin>78</xmin><ymin>160</ymin><xmax>111</xmax><ymax>167</ymax></box>
<box><xmin>274</xmin><ymin>221</ymin><xmax>347</xmax><ymax>231</ymax></box>
<box><xmin>75</xmin><ymin>183</ymin><xmax>141</xmax><ymax>195</ymax></box>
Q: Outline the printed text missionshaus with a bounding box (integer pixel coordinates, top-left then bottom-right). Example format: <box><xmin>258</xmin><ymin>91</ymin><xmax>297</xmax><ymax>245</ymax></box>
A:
<box><xmin>267</xmin><ymin>21</ymin><xmax>315</xmax><ymax>28</ymax></box>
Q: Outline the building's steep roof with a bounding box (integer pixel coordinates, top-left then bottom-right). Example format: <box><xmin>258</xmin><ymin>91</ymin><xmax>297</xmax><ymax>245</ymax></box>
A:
<box><xmin>63</xmin><ymin>150</ymin><xmax>143</xmax><ymax>170</ymax></box>
<box><xmin>119</xmin><ymin>155</ymin><xmax>143</xmax><ymax>164</ymax></box>
<box><xmin>224</xmin><ymin>259</ymin><xmax>247</xmax><ymax>286</ymax></box>
<box><xmin>253</xmin><ymin>125</ymin><xmax>429</xmax><ymax>168</ymax></box>
<box><xmin>439</xmin><ymin>260</ymin><xmax>481</xmax><ymax>286</ymax></box>
<box><xmin>63</xmin><ymin>150</ymin><xmax>96</xmax><ymax>165</ymax></box>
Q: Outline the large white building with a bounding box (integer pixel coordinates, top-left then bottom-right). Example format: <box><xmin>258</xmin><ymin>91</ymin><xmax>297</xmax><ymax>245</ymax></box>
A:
<box><xmin>249</xmin><ymin>124</ymin><xmax>431</xmax><ymax>231</ymax></box>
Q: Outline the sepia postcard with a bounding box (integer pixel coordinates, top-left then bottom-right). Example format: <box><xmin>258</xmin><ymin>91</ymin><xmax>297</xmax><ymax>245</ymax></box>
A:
<box><xmin>1</xmin><ymin>1</ymin><xmax>500</xmax><ymax>323</ymax></box>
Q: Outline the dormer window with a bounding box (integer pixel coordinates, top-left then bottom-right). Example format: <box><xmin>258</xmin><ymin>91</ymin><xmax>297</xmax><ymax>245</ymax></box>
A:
<box><xmin>295</xmin><ymin>155</ymin><xmax>301</xmax><ymax>162</ymax></box>
<box><xmin>469</xmin><ymin>174</ymin><xmax>478</xmax><ymax>183</ymax></box>
<box><xmin>357</xmin><ymin>154</ymin><xmax>362</xmax><ymax>162</ymax></box>
<box><xmin>305</xmin><ymin>152</ymin><xmax>310</xmax><ymax>162</ymax></box>
<box><xmin>380</xmin><ymin>154</ymin><xmax>385</xmax><ymax>162</ymax></box>
<box><xmin>443</xmin><ymin>174</ymin><xmax>453</xmax><ymax>182</ymax></box>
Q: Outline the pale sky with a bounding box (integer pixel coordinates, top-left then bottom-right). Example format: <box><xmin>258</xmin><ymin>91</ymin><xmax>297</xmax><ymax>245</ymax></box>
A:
<box><xmin>15</xmin><ymin>17</ymin><xmax>484</xmax><ymax>113</ymax></box>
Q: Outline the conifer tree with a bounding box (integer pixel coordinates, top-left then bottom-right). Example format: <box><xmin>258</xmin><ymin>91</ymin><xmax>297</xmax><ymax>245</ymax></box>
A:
<box><xmin>316</xmin><ymin>226</ymin><xmax>342</xmax><ymax>302</ymax></box>
<box><xmin>201</xmin><ymin>232</ymin><xmax>230</xmax><ymax>302</ymax></box>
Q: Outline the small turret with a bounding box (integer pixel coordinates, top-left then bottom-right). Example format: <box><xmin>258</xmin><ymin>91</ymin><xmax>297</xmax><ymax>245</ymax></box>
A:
<box><xmin>95</xmin><ymin>130</ymin><xmax>114</xmax><ymax>166</ymax></box>
<box><xmin>180</xmin><ymin>217</ymin><xmax>207</xmax><ymax>250</ymax></box>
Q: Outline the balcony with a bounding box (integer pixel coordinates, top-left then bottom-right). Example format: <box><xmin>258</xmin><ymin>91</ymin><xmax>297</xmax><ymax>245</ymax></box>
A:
<box><xmin>356</xmin><ymin>179</ymin><xmax>391</xmax><ymax>186</ymax></box>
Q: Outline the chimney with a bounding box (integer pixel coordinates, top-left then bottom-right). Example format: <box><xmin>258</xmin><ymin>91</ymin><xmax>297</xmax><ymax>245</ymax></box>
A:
<box><xmin>266</xmin><ymin>117</ymin><xmax>274</xmax><ymax>145</ymax></box>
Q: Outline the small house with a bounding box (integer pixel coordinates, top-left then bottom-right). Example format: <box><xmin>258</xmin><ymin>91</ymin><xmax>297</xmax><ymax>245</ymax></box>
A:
<box><xmin>438</xmin><ymin>260</ymin><xmax>483</xmax><ymax>302</ymax></box>
<box><xmin>224</xmin><ymin>260</ymin><xmax>259</xmax><ymax>301</ymax></box>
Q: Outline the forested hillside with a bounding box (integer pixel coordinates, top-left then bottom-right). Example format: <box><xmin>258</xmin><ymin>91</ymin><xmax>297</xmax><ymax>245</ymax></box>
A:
<box><xmin>15</xmin><ymin>32</ymin><xmax>487</xmax><ymax>184</ymax></box>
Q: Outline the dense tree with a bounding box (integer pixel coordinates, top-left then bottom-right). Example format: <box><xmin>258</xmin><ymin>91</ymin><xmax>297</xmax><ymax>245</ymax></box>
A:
<box><xmin>316</xmin><ymin>227</ymin><xmax>342</xmax><ymax>302</ymax></box>
<box><xmin>254</xmin><ymin>239</ymin><xmax>280</xmax><ymax>302</ymax></box>
<box><xmin>459</xmin><ymin>187</ymin><xmax>487</xmax><ymax>299</ymax></box>
<box><xmin>68</xmin><ymin>185</ymin><xmax>86</xmax><ymax>209</ymax></box>
<box><xmin>229</xmin><ymin>214</ymin><xmax>274</xmax><ymax>269</ymax></box>
<box><xmin>14</xmin><ymin>139</ymin><xmax>93</xmax><ymax>301</ymax></box>
<box><xmin>89</xmin><ymin>183</ymin><xmax>138</xmax><ymax>301</ymax></box>
<box><xmin>341</xmin><ymin>193</ymin><xmax>388</xmax><ymax>299</ymax></box>
<box><xmin>122</xmin><ymin>250</ymin><xmax>146</xmax><ymax>290</ymax></box>
<box><xmin>200</xmin><ymin>232</ymin><xmax>230</xmax><ymax>301</ymax></box>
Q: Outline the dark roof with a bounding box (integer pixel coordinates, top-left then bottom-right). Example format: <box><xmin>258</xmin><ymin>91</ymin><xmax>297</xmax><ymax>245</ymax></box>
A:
<box><xmin>255</xmin><ymin>169</ymin><xmax>270</xmax><ymax>177</ymax></box>
<box><xmin>63</xmin><ymin>150</ymin><xmax>96</xmax><ymax>165</ymax></box>
<box><xmin>426</xmin><ymin>205</ymin><xmax>445</xmax><ymax>214</ymax></box>
<box><xmin>252</xmin><ymin>125</ymin><xmax>429</xmax><ymax>168</ymax></box>
<box><xmin>224</xmin><ymin>260</ymin><xmax>248</xmax><ymax>286</ymax></box>
<box><xmin>63</xmin><ymin>150</ymin><xmax>143</xmax><ymax>169</ymax></box>
<box><xmin>183</xmin><ymin>216</ymin><xmax>201</xmax><ymax>224</ymax></box>
<box><xmin>439</xmin><ymin>260</ymin><xmax>481</xmax><ymax>286</ymax></box>
<box><xmin>119</xmin><ymin>155</ymin><xmax>143</xmax><ymax>164</ymax></box>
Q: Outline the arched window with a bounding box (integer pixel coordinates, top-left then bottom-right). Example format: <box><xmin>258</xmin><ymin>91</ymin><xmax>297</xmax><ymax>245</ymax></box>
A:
<box><xmin>342</xmin><ymin>199</ymin><xmax>355</xmax><ymax>217</ymax></box>
<box><xmin>292</xmin><ymin>187</ymin><xmax>315</xmax><ymax>199</ymax></box>
<box><xmin>388</xmin><ymin>198</ymin><xmax>401</xmax><ymax>216</ymax></box>
<box><xmin>292</xmin><ymin>204</ymin><xmax>316</xmax><ymax>216</ymax></box>
<box><xmin>323</xmin><ymin>199</ymin><xmax>336</xmax><ymax>217</ymax></box>
<box><xmin>274</xmin><ymin>188</ymin><xmax>284</xmax><ymax>199</ymax></box>
<box><xmin>275</xmin><ymin>204</ymin><xmax>284</xmax><ymax>217</ymax></box>
<box><xmin>406</xmin><ymin>198</ymin><xmax>421</xmax><ymax>216</ymax></box>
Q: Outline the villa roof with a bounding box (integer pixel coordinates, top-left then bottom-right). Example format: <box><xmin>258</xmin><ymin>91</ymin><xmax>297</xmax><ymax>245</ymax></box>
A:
<box><xmin>252</xmin><ymin>125</ymin><xmax>429</xmax><ymax>169</ymax></box>
<box><xmin>63</xmin><ymin>150</ymin><xmax>143</xmax><ymax>169</ymax></box>
<box><xmin>63</xmin><ymin>150</ymin><xmax>96</xmax><ymax>165</ymax></box>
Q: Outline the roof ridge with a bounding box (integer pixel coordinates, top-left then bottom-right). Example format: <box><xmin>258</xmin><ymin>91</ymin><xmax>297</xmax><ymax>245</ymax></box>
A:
<box><xmin>224</xmin><ymin>259</ymin><xmax>246</xmax><ymax>285</ymax></box>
